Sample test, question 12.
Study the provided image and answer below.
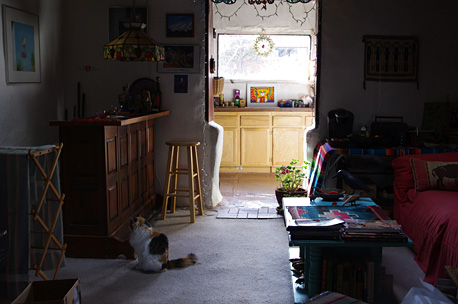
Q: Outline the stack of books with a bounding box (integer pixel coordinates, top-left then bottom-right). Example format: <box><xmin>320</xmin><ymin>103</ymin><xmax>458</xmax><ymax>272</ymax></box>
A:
<box><xmin>342</xmin><ymin>219</ymin><xmax>408</xmax><ymax>242</ymax></box>
<box><xmin>287</xmin><ymin>218</ymin><xmax>345</xmax><ymax>240</ymax></box>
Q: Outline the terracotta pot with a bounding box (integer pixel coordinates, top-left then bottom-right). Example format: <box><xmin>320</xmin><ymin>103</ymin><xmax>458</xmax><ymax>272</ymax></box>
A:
<box><xmin>275</xmin><ymin>188</ymin><xmax>307</xmax><ymax>208</ymax></box>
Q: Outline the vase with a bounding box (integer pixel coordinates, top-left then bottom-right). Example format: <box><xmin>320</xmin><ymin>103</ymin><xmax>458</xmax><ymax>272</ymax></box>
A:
<box><xmin>275</xmin><ymin>188</ymin><xmax>307</xmax><ymax>215</ymax></box>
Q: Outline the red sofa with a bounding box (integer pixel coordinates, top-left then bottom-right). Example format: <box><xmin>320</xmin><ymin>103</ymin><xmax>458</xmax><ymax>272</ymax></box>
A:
<box><xmin>392</xmin><ymin>152</ymin><xmax>458</xmax><ymax>285</ymax></box>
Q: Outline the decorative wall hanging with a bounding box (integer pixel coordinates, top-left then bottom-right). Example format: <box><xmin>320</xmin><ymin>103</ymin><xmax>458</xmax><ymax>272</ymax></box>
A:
<box><xmin>166</xmin><ymin>14</ymin><xmax>194</xmax><ymax>38</ymax></box>
<box><xmin>253</xmin><ymin>35</ymin><xmax>274</xmax><ymax>57</ymax></box>
<box><xmin>213</xmin><ymin>0</ymin><xmax>315</xmax><ymax>25</ymax></box>
<box><xmin>363</xmin><ymin>35</ymin><xmax>419</xmax><ymax>88</ymax></box>
<box><xmin>212</xmin><ymin>0</ymin><xmax>312</xmax><ymax>4</ymax></box>
<box><xmin>2</xmin><ymin>5</ymin><xmax>41</xmax><ymax>83</ymax></box>
<box><xmin>247</xmin><ymin>83</ymin><xmax>277</xmax><ymax>107</ymax></box>
<box><xmin>157</xmin><ymin>45</ymin><xmax>200</xmax><ymax>74</ymax></box>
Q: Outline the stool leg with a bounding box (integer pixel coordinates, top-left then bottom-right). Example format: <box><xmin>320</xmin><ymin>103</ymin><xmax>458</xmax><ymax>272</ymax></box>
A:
<box><xmin>187</xmin><ymin>146</ymin><xmax>196</xmax><ymax>223</ymax></box>
<box><xmin>170</xmin><ymin>146</ymin><xmax>179</xmax><ymax>213</ymax></box>
<box><xmin>192</xmin><ymin>145</ymin><xmax>203</xmax><ymax>216</ymax></box>
<box><xmin>162</xmin><ymin>145</ymin><xmax>174</xmax><ymax>220</ymax></box>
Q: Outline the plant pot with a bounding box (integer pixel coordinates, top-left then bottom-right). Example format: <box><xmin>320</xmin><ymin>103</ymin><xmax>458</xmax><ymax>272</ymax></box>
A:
<box><xmin>275</xmin><ymin>188</ymin><xmax>307</xmax><ymax>213</ymax></box>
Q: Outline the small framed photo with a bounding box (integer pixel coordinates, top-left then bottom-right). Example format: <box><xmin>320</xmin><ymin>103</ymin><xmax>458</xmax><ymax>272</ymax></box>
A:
<box><xmin>166</xmin><ymin>14</ymin><xmax>194</xmax><ymax>38</ymax></box>
<box><xmin>158</xmin><ymin>45</ymin><xmax>200</xmax><ymax>74</ymax></box>
<box><xmin>247</xmin><ymin>83</ymin><xmax>277</xmax><ymax>107</ymax></box>
<box><xmin>174</xmin><ymin>75</ymin><xmax>188</xmax><ymax>93</ymax></box>
<box><xmin>2</xmin><ymin>5</ymin><xmax>41</xmax><ymax>83</ymax></box>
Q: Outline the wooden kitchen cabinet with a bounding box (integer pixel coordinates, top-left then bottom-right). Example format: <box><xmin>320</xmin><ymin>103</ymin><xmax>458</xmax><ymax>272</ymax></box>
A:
<box><xmin>240</xmin><ymin>113</ymin><xmax>271</xmax><ymax>168</ymax></box>
<box><xmin>272</xmin><ymin>113</ymin><xmax>307</xmax><ymax>166</ymax></box>
<box><xmin>217</xmin><ymin>113</ymin><xmax>239</xmax><ymax>167</ymax></box>
<box><xmin>50</xmin><ymin>111</ymin><xmax>170</xmax><ymax>258</ymax></box>
<box><xmin>215</xmin><ymin>108</ymin><xmax>313</xmax><ymax>173</ymax></box>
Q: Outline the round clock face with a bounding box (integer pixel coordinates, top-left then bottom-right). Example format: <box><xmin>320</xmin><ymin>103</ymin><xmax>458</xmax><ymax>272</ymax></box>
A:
<box><xmin>254</xmin><ymin>35</ymin><xmax>274</xmax><ymax>57</ymax></box>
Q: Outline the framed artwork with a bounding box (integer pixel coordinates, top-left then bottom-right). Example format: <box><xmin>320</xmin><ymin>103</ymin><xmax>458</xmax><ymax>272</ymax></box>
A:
<box><xmin>363</xmin><ymin>35</ymin><xmax>418</xmax><ymax>87</ymax></box>
<box><xmin>166</xmin><ymin>14</ymin><xmax>194</xmax><ymax>38</ymax></box>
<box><xmin>247</xmin><ymin>83</ymin><xmax>277</xmax><ymax>107</ymax></box>
<box><xmin>157</xmin><ymin>45</ymin><xmax>200</xmax><ymax>74</ymax></box>
<box><xmin>108</xmin><ymin>7</ymin><xmax>147</xmax><ymax>41</ymax></box>
<box><xmin>2</xmin><ymin>5</ymin><xmax>41</xmax><ymax>83</ymax></box>
<box><xmin>174</xmin><ymin>75</ymin><xmax>188</xmax><ymax>93</ymax></box>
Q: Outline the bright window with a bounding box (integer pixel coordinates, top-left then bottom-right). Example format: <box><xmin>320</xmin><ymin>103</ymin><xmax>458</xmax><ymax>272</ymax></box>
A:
<box><xmin>217</xmin><ymin>34</ymin><xmax>311</xmax><ymax>82</ymax></box>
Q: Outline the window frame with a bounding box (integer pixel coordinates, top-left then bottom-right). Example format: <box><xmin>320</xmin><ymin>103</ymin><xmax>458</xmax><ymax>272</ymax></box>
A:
<box><xmin>216</xmin><ymin>33</ymin><xmax>313</xmax><ymax>83</ymax></box>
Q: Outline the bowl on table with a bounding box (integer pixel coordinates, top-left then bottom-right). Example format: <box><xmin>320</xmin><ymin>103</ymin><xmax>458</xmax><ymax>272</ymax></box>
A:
<box><xmin>315</xmin><ymin>188</ymin><xmax>345</xmax><ymax>201</ymax></box>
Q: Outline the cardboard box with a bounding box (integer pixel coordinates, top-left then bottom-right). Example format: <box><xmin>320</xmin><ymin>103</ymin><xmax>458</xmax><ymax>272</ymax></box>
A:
<box><xmin>12</xmin><ymin>279</ymin><xmax>81</xmax><ymax>304</ymax></box>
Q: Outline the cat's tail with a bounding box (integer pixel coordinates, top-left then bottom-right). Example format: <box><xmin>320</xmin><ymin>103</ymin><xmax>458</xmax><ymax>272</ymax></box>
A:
<box><xmin>166</xmin><ymin>253</ymin><xmax>198</xmax><ymax>269</ymax></box>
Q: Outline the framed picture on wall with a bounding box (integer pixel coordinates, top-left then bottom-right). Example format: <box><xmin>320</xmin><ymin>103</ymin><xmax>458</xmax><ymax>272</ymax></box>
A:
<box><xmin>166</xmin><ymin>14</ymin><xmax>194</xmax><ymax>38</ymax></box>
<box><xmin>2</xmin><ymin>5</ymin><xmax>41</xmax><ymax>83</ymax></box>
<box><xmin>247</xmin><ymin>83</ymin><xmax>277</xmax><ymax>107</ymax></box>
<box><xmin>157</xmin><ymin>45</ymin><xmax>200</xmax><ymax>74</ymax></box>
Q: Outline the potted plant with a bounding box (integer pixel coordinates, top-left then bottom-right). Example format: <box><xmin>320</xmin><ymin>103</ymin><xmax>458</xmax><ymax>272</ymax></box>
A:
<box><xmin>275</xmin><ymin>159</ymin><xmax>310</xmax><ymax>214</ymax></box>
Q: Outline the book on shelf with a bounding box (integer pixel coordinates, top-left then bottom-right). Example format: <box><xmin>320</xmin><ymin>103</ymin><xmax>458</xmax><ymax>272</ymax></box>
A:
<box><xmin>288</xmin><ymin>218</ymin><xmax>346</xmax><ymax>231</ymax></box>
<box><xmin>344</xmin><ymin>219</ymin><xmax>401</xmax><ymax>232</ymax></box>
<box><xmin>302</xmin><ymin>290</ymin><xmax>366</xmax><ymax>304</ymax></box>
<box><xmin>290</xmin><ymin>230</ymin><xmax>342</xmax><ymax>241</ymax></box>
<box><xmin>342</xmin><ymin>232</ymin><xmax>408</xmax><ymax>242</ymax></box>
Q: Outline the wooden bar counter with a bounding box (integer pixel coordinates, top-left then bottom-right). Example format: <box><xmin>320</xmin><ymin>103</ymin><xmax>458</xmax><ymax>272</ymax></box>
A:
<box><xmin>50</xmin><ymin>111</ymin><xmax>170</xmax><ymax>258</ymax></box>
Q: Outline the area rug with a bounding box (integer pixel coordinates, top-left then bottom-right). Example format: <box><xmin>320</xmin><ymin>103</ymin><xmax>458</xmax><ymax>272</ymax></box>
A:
<box><xmin>216</xmin><ymin>207</ymin><xmax>282</xmax><ymax>219</ymax></box>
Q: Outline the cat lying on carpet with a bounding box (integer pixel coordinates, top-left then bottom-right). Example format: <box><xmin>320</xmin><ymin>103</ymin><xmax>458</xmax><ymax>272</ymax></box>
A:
<box><xmin>129</xmin><ymin>216</ymin><xmax>197</xmax><ymax>272</ymax></box>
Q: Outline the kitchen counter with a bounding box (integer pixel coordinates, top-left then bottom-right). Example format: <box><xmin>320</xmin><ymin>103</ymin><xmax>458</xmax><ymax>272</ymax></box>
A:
<box><xmin>215</xmin><ymin>107</ymin><xmax>313</xmax><ymax>112</ymax></box>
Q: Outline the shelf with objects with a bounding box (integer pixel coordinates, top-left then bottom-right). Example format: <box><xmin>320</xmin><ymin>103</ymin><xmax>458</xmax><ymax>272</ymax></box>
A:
<box><xmin>283</xmin><ymin>196</ymin><xmax>413</xmax><ymax>303</ymax></box>
<box><xmin>312</xmin><ymin>112</ymin><xmax>458</xmax><ymax>217</ymax></box>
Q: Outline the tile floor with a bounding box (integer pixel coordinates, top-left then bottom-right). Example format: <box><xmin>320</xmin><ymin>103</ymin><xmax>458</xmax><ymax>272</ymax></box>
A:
<box><xmin>217</xmin><ymin>173</ymin><xmax>282</xmax><ymax>219</ymax></box>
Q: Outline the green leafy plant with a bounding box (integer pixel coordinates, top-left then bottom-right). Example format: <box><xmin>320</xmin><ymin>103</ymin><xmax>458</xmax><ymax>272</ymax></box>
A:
<box><xmin>275</xmin><ymin>159</ymin><xmax>310</xmax><ymax>193</ymax></box>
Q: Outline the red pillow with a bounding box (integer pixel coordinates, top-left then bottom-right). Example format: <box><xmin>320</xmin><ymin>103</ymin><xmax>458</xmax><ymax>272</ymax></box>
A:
<box><xmin>411</xmin><ymin>158</ymin><xmax>458</xmax><ymax>192</ymax></box>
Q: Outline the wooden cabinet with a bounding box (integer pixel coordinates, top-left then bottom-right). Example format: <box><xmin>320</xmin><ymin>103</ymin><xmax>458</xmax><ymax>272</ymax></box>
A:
<box><xmin>215</xmin><ymin>109</ymin><xmax>313</xmax><ymax>172</ymax></box>
<box><xmin>240</xmin><ymin>113</ymin><xmax>271</xmax><ymax>168</ymax></box>
<box><xmin>50</xmin><ymin>111</ymin><xmax>170</xmax><ymax>258</ymax></box>
<box><xmin>272</xmin><ymin>113</ymin><xmax>307</xmax><ymax>167</ymax></box>
<box><xmin>217</xmin><ymin>113</ymin><xmax>239</xmax><ymax>167</ymax></box>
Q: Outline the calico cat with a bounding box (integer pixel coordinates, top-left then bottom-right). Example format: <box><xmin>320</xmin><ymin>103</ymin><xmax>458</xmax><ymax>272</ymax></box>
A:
<box><xmin>129</xmin><ymin>216</ymin><xmax>197</xmax><ymax>272</ymax></box>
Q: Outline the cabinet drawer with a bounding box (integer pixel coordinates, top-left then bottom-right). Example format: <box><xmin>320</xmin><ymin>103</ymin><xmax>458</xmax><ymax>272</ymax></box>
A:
<box><xmin>215</xmin><ymin>114</ymin><xmax>238</xmax><ymax>127</ymax></box>
<box><xmin>273</xmin><ymin>115</ymin><xmax>304</xmax><ymax>127</ymax></box>
<box><xmin>240</xmin><ymin>115</ymin><xmax>270</xmax><ymax>127</ymax></box>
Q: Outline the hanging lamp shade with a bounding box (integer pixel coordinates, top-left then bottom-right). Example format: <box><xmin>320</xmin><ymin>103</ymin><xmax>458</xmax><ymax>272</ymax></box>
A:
<box><xmin>103</xmin><ymin>23</ymin><xmax>165</xmax><ymax>61</ymax></box>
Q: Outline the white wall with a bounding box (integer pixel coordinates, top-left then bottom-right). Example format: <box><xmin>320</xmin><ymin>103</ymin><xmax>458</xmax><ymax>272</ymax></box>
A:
<box><xmin>0</xmin><ymin>0</ymin><xmax>62</xmax><ymax>146</ymax></box>
<box><xmin>59</xmin><ymin>0</ymin><xmax>221</xmax><ymax>207</ymax></box>
<box><xmin>309</xmin><ymin>0</ymin><xmax>458</xmax><ymax>156</ymax></box>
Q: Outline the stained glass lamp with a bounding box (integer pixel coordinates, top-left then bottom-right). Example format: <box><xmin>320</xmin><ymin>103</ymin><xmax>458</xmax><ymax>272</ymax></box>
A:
<box><xmin>103</xmin><ymin>23</ymin><xmax>165</xmax><ymax>61</ymax></box>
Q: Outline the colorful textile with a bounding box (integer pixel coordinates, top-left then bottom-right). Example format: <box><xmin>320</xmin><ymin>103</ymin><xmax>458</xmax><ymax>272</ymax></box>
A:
<box><xmin>289</xmin><ymin>205</ymin><xmax>381</xmax><ymax>221</ymax></box>
<box><xmin>411</xmin><ymin>158</ymin><xmax>458</xmax><ymax>192</ymax></box>
<box><xmin>307</xmin><ymin>141</ymin><xmax>336</xmax><ymax>194</ymax></box>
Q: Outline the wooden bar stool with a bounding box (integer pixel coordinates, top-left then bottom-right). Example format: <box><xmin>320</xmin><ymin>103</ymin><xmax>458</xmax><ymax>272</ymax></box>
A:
<box><xmin>162</xmin><ymin>141</ymin><xmax>203</xmax><ymax>223</ymax></box>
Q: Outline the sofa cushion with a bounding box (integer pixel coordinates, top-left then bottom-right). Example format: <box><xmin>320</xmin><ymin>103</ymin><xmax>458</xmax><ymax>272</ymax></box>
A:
<box><xmin>411</xmin><ymin>158</ymin><xmax>458</xmax><ymax>192</ymax></box>
<box><xmin>392</xmin><ymin>152</ymin><xmax>458</xmax><ymax>222</ymax></box>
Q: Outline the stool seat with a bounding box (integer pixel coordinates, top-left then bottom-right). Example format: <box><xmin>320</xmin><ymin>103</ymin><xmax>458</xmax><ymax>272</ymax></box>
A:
<box><xmin>166</xmin><ymin>141</ymin><xmax>200</xmax><ymax>147</ymax></box>
<box><xmin>162</xmin><ymin>141</ymin><xmax>203</xmax><ymax>223</ymax></box>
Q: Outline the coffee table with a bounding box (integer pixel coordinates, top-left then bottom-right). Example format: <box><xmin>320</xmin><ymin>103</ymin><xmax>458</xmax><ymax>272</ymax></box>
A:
<box><xmin>283</xmin><ymin>196</ymin><xmax>413</xmax><ymax>303</ymax></box>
